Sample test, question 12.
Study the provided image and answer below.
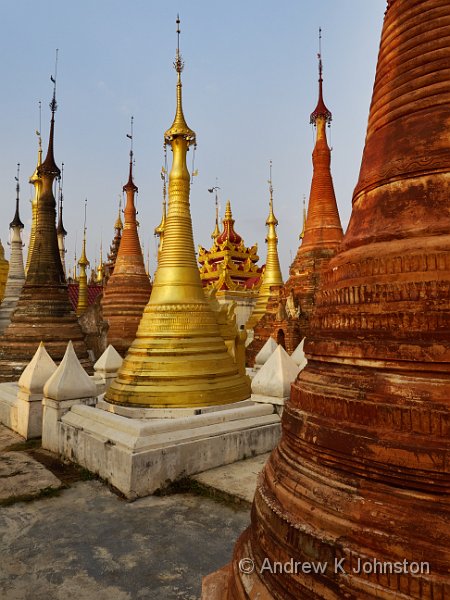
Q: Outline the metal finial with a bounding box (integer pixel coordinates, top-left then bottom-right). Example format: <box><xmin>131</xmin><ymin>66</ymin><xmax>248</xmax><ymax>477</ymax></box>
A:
<box><xmin>37</xmin><ymin>101</ymin><xmax>42</xmax><ymax>143</ymax></box>
<box><xmin>318</xmin><ymin>28</ymin><xmax>323</xmax><ymax>81</ymax></box>
<box><xmin>83</xmin><ymin>198</ymin><xmax>88</xmax><ymax>235</ymax></box>
<box><xmin>126</xmin><ymin>115</ymin><xmax>134</xmax><ymax>156</ymax></box>
<box><xmin>174</xmin><ymin>14</ymin><xmax>184</xmax><ymax>73</ymax></box>
<box><xmin>50</xmin><ymin>49</ymin><xmax>58</xmax><ymax>113</ymax></box>
<box><xmin>268</xmin><ymin>160</ymin><xmax>273</xmax><ymax>201</ymax></box>
<box><xmin>15</xmin><ymin>163</ymin><xmax>20</xmax><ymax>195</ymax></box>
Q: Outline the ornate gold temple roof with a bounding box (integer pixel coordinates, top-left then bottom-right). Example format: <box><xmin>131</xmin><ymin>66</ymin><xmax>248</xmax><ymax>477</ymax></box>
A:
<box><xmin>198</xmin><ymin>200</ymin><xmax>262</xmax><ymax>292</ymax></box>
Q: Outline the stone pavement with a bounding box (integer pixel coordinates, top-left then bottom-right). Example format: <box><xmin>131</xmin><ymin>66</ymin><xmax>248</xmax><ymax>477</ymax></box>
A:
<box><xmin>0</xmin><ymin>425</ymin><xmax>272</xmax><ymax>599</ymax></box>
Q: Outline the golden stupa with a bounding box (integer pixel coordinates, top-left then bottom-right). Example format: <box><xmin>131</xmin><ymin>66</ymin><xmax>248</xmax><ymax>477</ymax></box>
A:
<box><xmin>105</xmin><ymin>17</ymin><xmax>250</xmax><ymax>408</ymax></box>
<box><xmin>246</xmin><ymin>166</ymin><xmax>284</xmax><ymax>329</ymax></box>
<box><xmin>76</xmin><ymin>222</ymin><xmax>89</xmax><ymax>317</ymax></box>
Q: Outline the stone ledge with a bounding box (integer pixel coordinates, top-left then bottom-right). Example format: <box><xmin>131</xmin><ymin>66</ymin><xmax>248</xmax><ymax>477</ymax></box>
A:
<box><xmin>51</xmin><ymin>403</ymin><xmax>281</xmax><ymax>498</ymax></box>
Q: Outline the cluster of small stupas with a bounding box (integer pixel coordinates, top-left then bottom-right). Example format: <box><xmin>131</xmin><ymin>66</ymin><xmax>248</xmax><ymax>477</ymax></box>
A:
<box><xmin>246</xmin><ymin>42</ymin><xmax>343</xmax><ymax>365</ymax></box>
<box><xmin>0</xmin><ymin>2</ymin><xmax>447</xmax><ymax>597</ymax></box>
<box><xmin>205</xmin><ymin>0</ymin><xmax>450</xmax><ymax>597</ymax></box>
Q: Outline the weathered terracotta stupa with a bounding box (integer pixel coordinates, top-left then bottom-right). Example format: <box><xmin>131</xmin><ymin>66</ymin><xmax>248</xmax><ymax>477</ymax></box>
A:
<box><xmin>0</xmin><ymin>84</ymin><xmax>91</xmax><ymax>381</ymax></box>
<box><xmin>105</xmin><ymin>19</ymin><xmax>250</xmax><ymax>407</ymax></box>
<box><xmin>102</xmin><ymin>140</ymin><xmax>152</xmax><ymax>357</ymax></box>
<box><xmin>0</xmin><ymin>166</ymin><xmax>25</xmax><ymax>334</ymax></box>
<box><xmin>246</xmin><ymin>45</ymin><xmax>343</xmax><ymax>364</ymax></box>
<box><xmin>213</xmin><ymin>1</ymin><xmax>450</xmax><ymax>598</ymax></box>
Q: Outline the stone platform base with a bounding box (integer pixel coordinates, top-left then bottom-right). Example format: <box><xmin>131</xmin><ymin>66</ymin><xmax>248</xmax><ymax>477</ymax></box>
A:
<box><xmin>0</xmin><ymin>383</ymin><xmax>19</xmax><ymax>433</ymax></box>
<box><xmin>45</xmin><ymin>401</ymin><xmax>281</xmax><ymax>499</ymax></box>
<box><xmin>0</xmin><ymin>382</ymin><xmax>43</xmax><ymax>439</ymax></box>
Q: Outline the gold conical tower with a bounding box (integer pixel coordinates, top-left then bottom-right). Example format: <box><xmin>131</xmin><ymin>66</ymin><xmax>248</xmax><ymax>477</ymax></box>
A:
<box><xmin>76</xmin><ymin>204</ymin><xmax>89</xmax><ymax>316</ymax></box>
<box><xmin>105</xmin><ymin>17</ymin><xmax>250</xmax><ymax>407</ymax></box>
<box><xmin>246</xmin><ymin>164</ymin><xmax>283</xmax><ymax>329</ymax></box>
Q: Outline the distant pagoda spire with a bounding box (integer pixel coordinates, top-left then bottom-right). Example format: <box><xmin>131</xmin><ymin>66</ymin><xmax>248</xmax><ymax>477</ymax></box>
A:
<box><xmin>0</xmin><ymin>55</ymin><xmax>91</xmax><ymax>381</ymax></box>
<box><xmin>96</xmin><ymin>241</ymin><xmax>105</xmax><ymax>283</ymax></box>
<box><xmin>208</xmin><ymin>182</ymin><xmax>221</xmax><ymax>240</ymax></box>
<box><xmin>101</xmin><ymin>117</ymin><xmax>152</xmax><ymax>356</ymax></box>
<box><xmin>0</xmin><ymin>164</ymin><xmax>25</xmax><ymax>334</ymax></box>
<box><xmin>246</xmin><ymin>161</ymin><xmax>283</xmax><ymax>329</ymax></box>
<box><xmin>76</xmin><ymin>199</ymin><xmax>90</xmax><ymax>316</ymax></box>
<box><xmin>26</xmin><ymin>105</ymin><xmax>43</xmax><ymax>275</ymax></box>
<box><xmin>56</xmin><ymin>162</ymin><xmax>67</xmax><ymax>275</ymax></box>
<box><xmin>301</xmin><ymin>30</ymin><xmax>342</xmax><ymax>251</ymax></box>
<box><xmin>105</xmin><ymin>16</ymin><xmax>250</xmax><ymax>406</ymax></box>
<box><xmin>154</xmin><ymin>167</ymin><xmax>167</xmax><ymax>258</ymax></box>
<box><xmin>299</xmin><ymin>195</ymin><xmax>306</xmax><ymax>240</ymax></box>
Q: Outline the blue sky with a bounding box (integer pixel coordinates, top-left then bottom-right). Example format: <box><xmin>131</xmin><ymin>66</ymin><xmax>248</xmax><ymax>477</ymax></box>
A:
<box><xmin>0</xmin><ymin>0</ymin><xmax>386</xmax><ymax>277</ymax></box>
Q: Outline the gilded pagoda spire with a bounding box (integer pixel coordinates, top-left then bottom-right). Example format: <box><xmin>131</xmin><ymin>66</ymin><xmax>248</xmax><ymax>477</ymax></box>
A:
<box><xmin>208</xmin><ymin>183</ymin><xmax>221</xmax><ymax>241</ymax></box>
<box><xmin>246</xmin><ymin>162</ymin><xmax>283</xmax><ymax>329</ymax></box>
<box><xmin>56</xmin><ymin>162</ymin><xmax>67</xmax><ymax>275</ymax></box>
<box><xmin>26</xmin><ymin>108</ymin><xmax>43</xmax><ymax>275</ymax></box>
<box><xmin>154</xmin><ymin>167</ymin><xmax>167</xmax><ymax>256</ymax></box>
<box><xmin>76</xmin><ymin>200</ymin><xmax>89</xmax><ymax>316</ymax></box>
<box><xmin>105</xmin><ymin>16</ymin><xmax>250</xmax><ymax>407</ymax></box>
<box><xmin>96</xmin><ymin>241</ymin><xmax>105</xmax><ymax>283</ymax></box>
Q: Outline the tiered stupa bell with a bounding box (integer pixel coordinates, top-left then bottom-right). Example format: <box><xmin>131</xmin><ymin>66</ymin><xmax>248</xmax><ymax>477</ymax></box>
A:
<box><xmin>105</xmin><ymin>18</ymin><xmax>250</xmax><ymax>407</ymax></box>
<box><xmin>0</xmin><ymin>165</ymin><xmax>25</xmax><ymax>334</ymax></box>
<box><xmin>223</xmin><ymin>1</ymin><xmax>450</xmax><ymax>598</ymax></box>
<box><xmin>0</xmin><ymin>81</ymin><xmax>91</xmax><ymax>381</ymax></box>
<box><xmin>102</xmin><ymin>137</ymin><xmax>152</xmax><ymax>357</ymax></box>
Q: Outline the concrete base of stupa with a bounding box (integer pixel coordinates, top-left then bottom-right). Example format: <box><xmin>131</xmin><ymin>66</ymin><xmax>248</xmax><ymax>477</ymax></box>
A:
<box><xmin>44</xmin><ymin>396</ymin><xmax>281</xmax><ymax>499</ymax></box>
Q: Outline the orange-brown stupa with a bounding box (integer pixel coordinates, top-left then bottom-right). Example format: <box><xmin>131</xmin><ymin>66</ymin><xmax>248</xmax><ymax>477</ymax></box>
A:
<box><xmin>198</xmin><ymin>200</ymin><xmax>262</xmax><ymax>292</ymax></box>
<box><xmin>208</xmin><ymin>2</ymin><xmax>450</xmax><ymax>598</ymax></box>
<box><xmin>0</xmin><ymin>83</ymin><xmax>91</xmax><ymax>381</ymax></box>
<box><xmin>246</xmin><ymin>53</ymin><xmax>343</xmax><ymax>364</ymax></box>
<box><xmin>102</xmin><ymin>140</ymin><xmax>152</xmax><ymax>356</ymax></box>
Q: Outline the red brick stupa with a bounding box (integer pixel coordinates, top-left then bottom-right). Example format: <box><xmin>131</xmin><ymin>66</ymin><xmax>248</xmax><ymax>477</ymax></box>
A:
<box><xmin>0</xmin><ymin>79</ymin><xmax>91</xmax><ymax>381</ymax></box>
<box><xmin>210</xmin><ymin>1</ymin><xmax>450</xmax><ymax>598</ymax></box>
<box><xmin>246</xmin><ymin>45</ymin><xmax>343</xmax><ymax>364</ymax></box>
<box><xmin>102</xmin><ymin>126</ymin><xmax>152</xmax><ymax>356</ymax></box>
